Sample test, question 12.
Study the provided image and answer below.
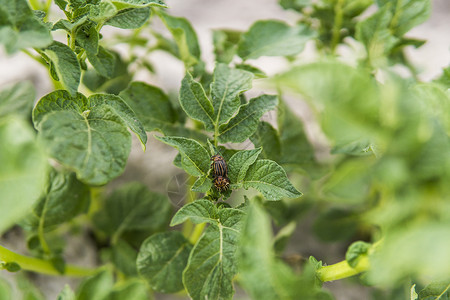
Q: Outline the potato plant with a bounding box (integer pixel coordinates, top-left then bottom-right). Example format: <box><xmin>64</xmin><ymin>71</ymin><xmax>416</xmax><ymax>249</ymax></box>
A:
<box><xmin>0</xmin><ymin>0</ymin><xmax>449</xmax><ymax>299</ymax></box>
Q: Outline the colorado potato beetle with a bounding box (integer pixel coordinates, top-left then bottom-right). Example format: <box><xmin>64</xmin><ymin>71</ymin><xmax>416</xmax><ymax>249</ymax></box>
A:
<box><xmin>213</xmin><ymin>176</ymin><xmax>230</xmax><ymax>192</ymax></box>
<box><xmin>210</xmin><ymin>154</ymin><xmax>228</xmax><ymax>178</ymax></box>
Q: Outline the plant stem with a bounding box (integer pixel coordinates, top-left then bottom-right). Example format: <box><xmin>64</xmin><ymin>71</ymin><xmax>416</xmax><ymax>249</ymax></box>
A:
<box><xmin>21</xmin><ymin>49</ymin><xmax>47</xmax><ymax>67</ymax></box>
<box><xmin>188</xmin><ymin>223</ymin><xmax>206</xmax><ymax>244</ymax></box>
<box><xmin>0</xmin><ymin>245</ymin><xmax>97</xmax><ymax>277</ymax></box>
<box><xmin>330</xmin><ymin>0</ymin><xmax>344</xmax><ymax>54</ymax></box>
<box><xmin>316</xmin><ymin>255</ymin><xmax>370</xmax><ymax>282</ymax></box>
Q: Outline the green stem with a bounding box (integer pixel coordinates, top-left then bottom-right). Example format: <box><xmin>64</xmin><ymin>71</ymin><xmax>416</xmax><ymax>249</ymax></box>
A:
<box><xmin>316</xmin><ymin>256</ymin><xmax>370</xmax><ymax>282</ymax></box>
<box><xmin>188</xmin><ymin>223</ymin><xmax>206</xmax><ymax>244</ymax></box>
<box><xmin>21</xmin><ymin>49</ymin><xmax>47</xmax><ymax>67</ymax></box>
<box><xmin>330</xmin><ymin>0</ymin><xmax>344</xmax><ymax>53</ymax></box>
<box><xmin>28</xmin><ymin>0</ymin><xmax>40</xmax><ymax>10</ymax></box>
<box><xmin>0</xmin><ymin>245</ymin><xmax>97</xmax><ymax>277</ymax></box>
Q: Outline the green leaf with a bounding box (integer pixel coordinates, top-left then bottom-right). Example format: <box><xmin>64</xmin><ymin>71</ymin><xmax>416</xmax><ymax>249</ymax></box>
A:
<box><xmin>56</xmin><ymin>285</ymin><xmax>75</xmax><ymax>300</ymax></box>
<box><xmin>87</xmin><ymin>46</ymin><xmax>116</xmax><ymax>78</ymax></box>
<box><xmin>191</xmin><ymin>175</ymin><xmax>212</xmax><ymax>193</ymax></box>
<box><xmin>418</xmin><ymin>281</ymin><xmax>450</xmax><ymax>300</ymax></box>
<box><xmin>107</xmin><ymin>281</ymin><xmax>148</xmax><ymax>300</ymax></box>
<box><xmin>179</xmin><ymin>72</ymin><xmax>215</xmax><ymax>131</ymax></box>
<box><xmin>0</xmin><ymin>0</ymin><xmax>52</xmax><ymax>54</ymax></box>
<box><xmin>76</xmin><ymin>270</ymin><xmax>114</xmax><ymax>300</ymax></box>
<box><xmin>32</xmin><ymin>90</ymin><xmax>147</xmax><ymax>185</ymax></box>
<box><xmin>376</xmin><ymin>0</ymin><xmax>431</xmax><ymax>36</ymax></box>
<box><xmin>0</xmin><ymin>117</ymin><xmax>47</xmax><ymax>234</ymax></box>
<box><xmin>23</xmin><ymin>170</ymin><xmax>90</xmax><ymax>231</ymax></box>
<box><xmin>237</xmin><ymin>20</ymin><xmax>316</xmax><ymax>60</ymax></box>
<box><xmin>43</xmin><ymin>41</ymin><xmax>81</xmax><ymax>96</ymax></box>
<box><xmin>0</xmin><ymin>278</ymin><xmax>12</xmax><ymax>300</ymax></box>
<box><xmin>105</xmin><ymin>7</ymin><xmax>151</xmax><ymax>29</ymax></box>
<box><xmin>211</xmin><ymin>63</ymin><xmax>254</xmax><ymax>126</ymax></box>
<box><xmin>89</xmin><ymin>0</ymin><xmax>117</xmax><ymax>23</ymax></box>
<box><xmin>111</xmin><ymin>0</ymin><xmax>167</xmax><ymax>9</ymax></box>
<box><xmin>356</xmin><ymin>5</ymin><xmax>398</xmax><ymax>66</ymax></box>
<box><xmin>137</xmin><ymin>231</ymin><xmax>192</xmax><ymax>293</ymax></box>
<box><xmin>279</xmin><ymin>0</ymin><xmax>311</xmax><ymax>11</ymax></box>
<box><xmin>241</xmin><ymin>160</ymin><xmax>302</xmax><ymax>200</ymax></box>
<box><xmin>228</xmin><ymin>148</ymin><xmax>262</xmax><ymax>184</ymax></box>
<box><xmin>76</xmin><ymin>21</ymin><xmax>99</xmax><ymax>55</ymax></box>
<box><xmin>313</xmin><ymin>208</ymin><xmax>358</xmax><ymax>242</ymax></box>
<box><xmin>0</xmin><ymin>81</ymin><xmax>35</xmax><ymax>118</ymax></box>
<box><xmin>212</xmin><ymin>29</ymin><xmax>241</xmax><ymax>64</ymax></box>
<box><xmin>157</xmin><ymin>11</ymin><xmax>201</xmax><ymax>67</ymax></box>
<box><xmin>218</xmin><ymin>94</ymin><xmax>278</xmax><ymax>143</ymax></box>
<box><xmin>155</xmin><ymin>136</ymin><xmax>210</xmax><ymax>177</ymax></box>
<box><xmin>110</xmin><ymin>239</ymin><xmax>138</xmax><ymax>276</ymax></box>
<box><xmin>346</xmin><ymin>241</ymin><xmax>371</xmax><ymax>268</ymax></box>
<box><xmin>93</xmin><ymin>182</ymin><xmax>171</xmax><ymax>241</ymax></box>
<box><xmin>170</xmin><ymin>199</ymin><xmax>218</xmax><ymax>226</ymax></box>
<box><xmin>250</xmin><ymin>122</ymin><xmax>281</xmax><ymax>162</ymax></box>
<box><xmin>183</xmin><ymin>208</ymin><xmax>245</xmax><ymax>300</ymax></box>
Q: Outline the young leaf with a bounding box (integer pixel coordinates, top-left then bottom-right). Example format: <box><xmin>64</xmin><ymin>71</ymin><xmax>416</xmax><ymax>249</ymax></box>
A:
<box><xmin>212</xmin><ymin>29</ymin><xmax>241</xmax><ymax>64</ymax></box>
<box><xmin>346</xmin><ymin>241</ymin><xmax>371</xmax><ymax>268</ymax></box>
<box><xmin>179</xmin><ymin>72</ymin><xmax>215</xmax><ymax>131</ymax></box>
<box><xmin>241</xmin><ymin>160</ymin><xmax>302</xmax><ymax>200</ymax></box>
<box><xmin>376</xmin><ymin>0</ymin><xmax>431</xmax><ymax>36</ymax></box>
<box><xmin>93</xmin><ymin>182</ymin><xmax>172</xmax><ymax>240</ymax></box>
<box><xmin>237</xmin><ymin>20</ymin><xmax>316</xmax><ymax>60</ymax></box>
<box><xmin>250</xmin><ymin>122</ymin><xmax>281</xmax><ymax>162</ymax></box>
<box><xmin>418</xmin><ymin>281</ymin><xmax>450</xmax><ymax>300</ymax></box>
<box><xmin>218</xmin><ymin>94</ymin><xmax>278</xmax><ymax>143</ymax></box>
<box><xmin>76</xmin><ymin>270</ymin><xmax>114</xmax><ymax>300</ymax></box>
<box><xmin>76</xmin><ymin>21</ymin><xmax>99</xmax><ymax>55</ymax></box>
<box><xmin>56</xmin><ymin>285</ymin><xmax>75</xmax><ymax>300</ymax></box>
<box><xmin>157</xmin><ymin>10</ymin><xmax>201</xmax><ymax>67</ymax></box>
<box><xmin>228</xmin><ymin>148</ymin><xmax>262</xmax><ymax>184</ymax></box>
<box><xmin>43</xmin><ymin>42</ymin><xmax>81</xmax><ymax>96</ymax></box>
<box><xmin>0</xmin><ymin>81</ymin><xmax>35</xmax><ymax>118</ymax></box>
<box><xmin>23</xmin><ymin>170</ymin><xmax>90</xmax><ymax>231</ymax></box>
<box><xmin>0</xmin><ymin>0</ymin><xmax>52</xmax><ymax>54</ymax></box>
<box><xmin>137</xmin><ymin>231</ymin><xmax>193</xmax><ymax>293</ymax></box>
<box><xmin>183</xmin><ymin>208</ymin><xmax>245</xmax><ymax>300</ymax></box>
<box><xmin>0</xmin><ymin>117</ymin><xmax>47</xmax><ymax>234</ymax></box>
<box><xmin>32</xmin><ymin>91</ymin><xmax>146</xmax><ymax>185</ymax></box>
<box><xmin>89</xmin><ymin>0</ymin><xmax>117</xmax><ymax>23</ymax></box>
<box><xmin>105</xmin><ymin>7</ymin><xmax>151</xmax><ymax>29</ymax></box>
<box><xmin>155</xmin><ymin>136</ymin><xmax>210</xmax><ymax>177</ymax></box>
<box><xmin>86</xmin><ymin>46</ymin><xmax>116</xmax><ymax>78</ymax></box>
<box><xmin>111</xmin><ymin>0</ymin><xmax>167</xmax><ymax>9</ymax></box>
<box><xmin>170</xmin><ymin>199</ymin><xmax>218</xmax><ymax>226</ymax></box>
<box><xmin>211</xmin><ymin>63</ymin><xmax>254</xmax><ymax>126</ymax></box>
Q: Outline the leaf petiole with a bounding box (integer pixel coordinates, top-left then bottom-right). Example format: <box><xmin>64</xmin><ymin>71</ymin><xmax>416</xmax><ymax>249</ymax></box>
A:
<box><xmin>316</xmin><ymin>255</ymin><xmax>370</xmax><ymax>282</ymax></box>
<box><xmin>0</xmin><ymin>245</ymin><xmax>97</xmax><ymax>277</ymax></box>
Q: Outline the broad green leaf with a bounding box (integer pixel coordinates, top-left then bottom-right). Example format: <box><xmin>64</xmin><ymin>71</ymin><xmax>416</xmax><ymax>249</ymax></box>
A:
<box><xmin>170</xmin><ymin>199</ymin><xmax>217</xmax><ymax>226</ymax></box>
<box><xmin>76</xmin><ymin>21</ymin><xmax>99</xmax><ymax>55</ymax></box>
<box><xmin>313</xmin><ymin>208</ymin><xmax>358</xmax><ymax>242</ymax></box>
<box><xmin>238</xmin><ymin>201</ymin><xmax>331</xmax><ymax>300</ymax></box>
<box><xmin>76</xmin><ymin>270</ymin><xmax>114</xmax><ymax>300</ymax></box>
<box><xmin>157</xmin><ymin>11</ymin><xmax>201</xmax><ymax>67</ymax></box>
<box><xmin>241</xmin><ymin>160</ymin><xmax>302</xmax><ymax>200</ymax></box>
<box><xmin>418</xmin><ymin>281</ymin><xmax>450</xmax><ymax>300</ymax></box>
<box><xmin>33</xmin><ymin>91</ymin><xmax>146</xmax><ymax>184</ymax></box>
<box><xmin>111</xmin><ymin>0</ymin><xmax>167</xmax><ymax>9</ymax></box>
<box><xmin>212</xmin><ymin>29</ymin><xmax>241</xmax><ymax>64</ymax></box>
<box><xmin>183</xmin><ymin>208</ymin><xmax>245</xmax><ymax>300</ymax></box>
<box><xmin>0</xmin><ymin>0</ymin><xmax>52</xmax><ymax>54</ymax></box>
<box><xmin>368</xmin><ymin>222</ymin><xmax>450</xmax><ymax>285</ymax></box>
<box><xmin>56</xmin><ymin>285</ymin><xmax>75</xmax><ymax>300</ymax></box>
<box><xmin>356</xmin><ymin>6</ymin><xmax>398</xmax><ymax>66</ymax></box>
<box><xmin>93</xmin><ymin>182</ymin><xmax>171</xmax><ymax>240</ymax></box>
<box><xmin>89</xmin><ymin>0</ymin><xmax>117</xmax><ymax>23</ymax></box>
<box><xmin>87</xmin><ymin>46</ymin><xmax>116</xmax><ymax>78</ymax></box>
<box><xmin>346</xmin><ymin>241</ymin><xmax>371</xmax><ymax>268</ymax></box>
<box><xmin>376</xmin><ymin>0</ymin><xmax>431</xmax><ymax>36</ymax></box>
<box><xmin>211</xmin><ymin>64</ymin><xmax>254</xmax><ymax>126</ymax></box>
<box><xmin>23</xmin><ymin>170</ymin><xmax>90</xmax><ymax>231</ymax></box>
<box><xmin>218</xmin><ymin>94</ymin><xmax>278</xmax><ymax>143</ymax></box>
<box><xmin>237</xmin><ymin>20</ymin><xmax>316</xmax><ymax>59</ymax></box>
<box><xmin>43</xmin><ymin>41</ymin><xmax>81</xmax><ymax>96</ymax></box>
<box><xmin>0</xmin><ymin>117</ymin><xmax>47</xmax><ymax>234</ymax></box>
<box><xmin>105</xmin><ymin>7</ymin><xmax>150</xmax><ymax>29</ymax></box>
<box><xmin>250</xmin><ymin>122</ymin><xmax>281</xmax><ymax>162</ymax></box>
<box><xmin>179</xmin><ymin>72</ymin><xmax>215</xmax><ymax>131</ymax></box>
<box><xmin>0</xmin><ymin>81</ymin><xmax>35</xmax><ymax>118</ymax></box>
<box><xmin>137</xmin><ymin>231</ymin><xmax>192</xmax><ymax>293</ymax></box>
<box><xmin>228</xmin><ymin>148</ymin><xmax>262</xmax><ymax>184</ymax></box>
<box><xmin>107</xmin><ymin>281</ymin><xmax>148</xmax><ymax>300</ymax></box>
<box><xmin>155</xmin><ymin>136</ymin><xmax>210</xmax><ymax>177</ymax></box>
<box><xmin>52</xmin><ymin>17</ymin><xmax>88</xmax><ymax>32</ymax></box>
<box><xmin>191</xmin><ymin>175</ymin><xmax>212</xmax><ymax>193</ymax></box>
<box><xmin>110</xmin><ymin>239</ymin><xmax>138</xmax><ymax>276</ymax></box>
